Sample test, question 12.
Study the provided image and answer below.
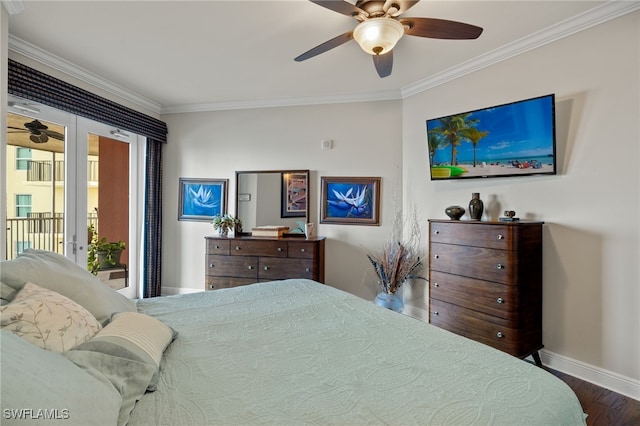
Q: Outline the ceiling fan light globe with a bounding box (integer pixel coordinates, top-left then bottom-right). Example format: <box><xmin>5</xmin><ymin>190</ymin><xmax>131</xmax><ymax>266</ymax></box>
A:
<box><xmin>353</xmin><ymin>17</ymin><xmax>404</xmax><ymax>55</ymax></box>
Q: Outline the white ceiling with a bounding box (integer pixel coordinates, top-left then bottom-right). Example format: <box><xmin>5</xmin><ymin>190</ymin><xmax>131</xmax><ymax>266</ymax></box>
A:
<box><xmin>5</xmin><ymin>1</ymin><xmax>638</xmax><ymax>114</ymax></box>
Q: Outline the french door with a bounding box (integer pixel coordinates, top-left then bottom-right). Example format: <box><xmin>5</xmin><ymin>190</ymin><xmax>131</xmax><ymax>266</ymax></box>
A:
<box><xmin>6</xmin><ymin>97</ymin><xmax>142</xmax><ymax>298</ymax></box>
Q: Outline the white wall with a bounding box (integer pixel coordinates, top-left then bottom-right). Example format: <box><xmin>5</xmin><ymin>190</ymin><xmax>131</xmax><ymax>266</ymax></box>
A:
<box><xmin>403</xmin><ymin>12</ymin><xmax>639</xmax><ymax>396</ymax></box>
<box><xmin>161</xmin><ymin>101</ymin><xmax>403</xmax><ymax>300</ymax></box>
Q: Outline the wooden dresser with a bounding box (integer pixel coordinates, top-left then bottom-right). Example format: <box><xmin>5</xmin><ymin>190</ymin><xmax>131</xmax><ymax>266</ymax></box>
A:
<box><xmin>205</xmin><ymin>236</ymin><xmax>325</xmax><ymax>290</ymax></box>
<box><xmin>428</xmin><ymin>219</ymin><xmax>543</xmax><ymax>365</ymax></box>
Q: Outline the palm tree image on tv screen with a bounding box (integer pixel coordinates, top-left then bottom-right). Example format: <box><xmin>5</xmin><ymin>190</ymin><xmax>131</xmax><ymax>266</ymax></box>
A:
<box><xmin>426</xmin><ymin>94</ymin><xmax>557</xmax><ymax>180</ymax></box>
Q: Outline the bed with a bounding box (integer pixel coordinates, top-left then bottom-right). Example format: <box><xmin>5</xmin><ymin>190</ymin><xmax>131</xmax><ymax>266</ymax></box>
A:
<box><xmin>1</xmin><ymin>250</ymin><xmax>587</xmax><ymax>425</ymax></box>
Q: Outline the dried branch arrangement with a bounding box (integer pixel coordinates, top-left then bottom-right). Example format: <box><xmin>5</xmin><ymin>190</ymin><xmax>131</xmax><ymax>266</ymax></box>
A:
<box><xmin>367</xmin><ymin>210</ymin><xmax>425</xmax><ymax>294</ymax></box>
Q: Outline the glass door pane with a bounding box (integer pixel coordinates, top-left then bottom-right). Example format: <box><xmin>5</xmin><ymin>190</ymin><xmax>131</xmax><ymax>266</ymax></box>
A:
<box><xmin>87</xmin><ymin>132</ymin><xmax>130</xmax><ymax>293</ymax></box>
<box><xmin>5</xmin><ymin>112</ymin><xmax>66</xmax><ymax>259</ymax></box>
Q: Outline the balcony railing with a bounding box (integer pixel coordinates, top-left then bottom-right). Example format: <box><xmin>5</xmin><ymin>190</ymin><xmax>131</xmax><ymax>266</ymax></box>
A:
<box><xmin>5</xmin><ymin>215</ymin><xmax>99</xmax><ymax>260</ymax></box>
<box><xmin>26</xmin><ymin>160</ymin><xmax>99</xmax><ymax>182</ymax></box>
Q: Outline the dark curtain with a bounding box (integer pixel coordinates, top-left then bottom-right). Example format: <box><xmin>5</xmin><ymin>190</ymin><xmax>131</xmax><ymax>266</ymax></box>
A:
<box><xmin>143</xmin><ymin>140</ymin><xmax>163</xmax><ymax>298</ymax></box>
<box><xmin>8</xmin><ymin>59</ymin><xmax>167</xmax><ymax>297</ymax></box>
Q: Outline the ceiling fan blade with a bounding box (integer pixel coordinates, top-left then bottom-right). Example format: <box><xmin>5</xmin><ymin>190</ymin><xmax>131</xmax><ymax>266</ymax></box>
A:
<box><xmin>45</xmin><ymin>130</ymin><xmax>65</xmax><ymax>141</ymax></box>
<box><xmin>401</xmin><ymin>17</ymin><xmax>483</xmax><ymax>39</ymax></box>
<box><xmin>373</xmin><ymin>50</ymin><xmax>393</xmax><ymax>78</ymax></box>
<box><xmin>384</xmin><ymin>0</ymin><xmax>420</xmax><ymax>16</ymax></box>
<box><xmin>309</xmin><ymin>0</ymin><xmax>366</xmax><ymax>18</ymax></box>
<box><xmin>295</xmin><ymin>31</ymin><xmax>353</xmax><ymax>62</ymax></box>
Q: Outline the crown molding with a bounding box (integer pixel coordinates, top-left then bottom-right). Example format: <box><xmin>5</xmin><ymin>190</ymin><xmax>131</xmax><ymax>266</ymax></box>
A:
<box><xmin>402</xmin><ymin>0</ymin><xmax>640</xmax><ymax>98</ymax></box>
<box><xmin>160</xmin><ymin>89</ymin><xmax>402</xmax><ymax>114</ymax></box>
<box><xmin>2</xmin><ymin>0</ymin><xmax>24</xmax><ymax>16</ymax></box>
<box><xmin>9</xmin><ymin>1</ymin><xmax>639</xmax><ymax>114</ymax></box>
<box><xmin>8</xmin><ymin>35</ymin><xmax>163</xmax><ymax>114</ymax></box>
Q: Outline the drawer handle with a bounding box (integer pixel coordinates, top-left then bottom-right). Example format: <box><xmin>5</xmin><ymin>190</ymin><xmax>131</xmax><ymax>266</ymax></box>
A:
<box><xmin>300</xmin><ymin>248</ymin><xmax>305</xmax><ymax>253</ymax></box>
<box><xmin>434</xmin><ymin>230</ymin><xmax>440</xmax><ymax>235</ymax></box>
<box><xmin>433</xmin><ymin>283</ymin><xmax>439</xmax><ymax>288</ymax></box>
<box><xmin>235</xmin><ymin>246</ymin><xmax>241</xmax><ymax>251</ymax></box>
<box><xmin>496</xmin><ymin>331</ymin><xmax>504</xmax><ymax>338</ymax></box>
<box><xmin>434</xmin><ymin>254</ymin><xmax>439</xmax><ymax>259</ymax></box>
<box><xmin>264</xmin><ymin>266</ymin><xmax>269</xmax><ymax>271</ymax></box>
<box><xmin>209</xmin><ymin>284</ymin><xmax>215</xmax><ymax>289</ymax></box>
<box><xmin>433</xmin><ymin>311</ymin><xmax>439</xmax><ymax>316</ymax></box>
<box><xmin>277</xmin><ymin>247</ymin><xmax>283</xmax><ymax>252</ymax></box>
<box><xmin>247</xmin><ymin>265</ymin><xmax>253</xmax><ymax>270</ymax></box>
<box><xmin>497</xmin><ymin>234</ymin><xmax>504</xmax><ymax>240</ymax></box>
<box><xmin>209</xmin><ymin>263</ymin><xmax>214</xmax><ymax>268</ymax></box>
<box><xmin>496</xmin><ymin>297</ymin><xmax>504</xmax><ymax>304</ymax></box>
<box><xmin>305</xmin><ymin>268</ymin><xmax>310</xmax><ymax>272</ymax></box>
<box><xmin>496</xmin><ymin>263</ymin><xmax>504</xmax><ymax>270</ymax></box>
<box><xmin>214</xmin><ymin>245</ymin><xmax>220</xmax><ymax>249</ymax></box>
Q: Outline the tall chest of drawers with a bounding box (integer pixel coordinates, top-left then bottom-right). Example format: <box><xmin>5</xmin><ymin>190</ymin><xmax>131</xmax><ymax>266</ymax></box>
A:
<box><xmin>428</xmin><ymin>219</ymin><xmax>544</xmax><ymax>364</ymax></box>
<box><xmin>205</xmin><ymin>236</ymin><xmax>325</xmax><ymax>290</ymax></box>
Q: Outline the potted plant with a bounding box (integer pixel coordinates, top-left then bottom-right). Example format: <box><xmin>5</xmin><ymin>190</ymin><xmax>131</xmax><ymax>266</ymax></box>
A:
<box><xmin>212</xmin><ymin>214</ymin><xmax>242</xmax><ymax>236</ymax></box>
<box><xmin>367</xmin><ymin>210</ymin><xmax>425</xmax><ymax>312</ymax></box>
<box><xmin>88</xmin><ymin>235</ymin><xmax>126</xmax><ymax>274</ymax></box>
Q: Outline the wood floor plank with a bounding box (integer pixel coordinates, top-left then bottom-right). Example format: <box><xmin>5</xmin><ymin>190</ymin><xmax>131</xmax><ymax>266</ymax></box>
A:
<box><xmin>546</xmin><ymin>368</ymin><xmax>640</xmax><ymax>426</ymax></box>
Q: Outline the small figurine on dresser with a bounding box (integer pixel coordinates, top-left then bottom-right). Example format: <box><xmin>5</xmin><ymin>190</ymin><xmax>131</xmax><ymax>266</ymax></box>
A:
<box><xmin>500</xmin><ymin>210</ymin><xmax>519</xmax><ymax>222</ymax></box>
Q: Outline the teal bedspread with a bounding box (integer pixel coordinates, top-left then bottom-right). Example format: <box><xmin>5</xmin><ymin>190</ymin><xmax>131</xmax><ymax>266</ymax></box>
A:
<box><xmin>130</xmin><ymin>279</ymin><xmax>586</xmax><ymax>425</ymax></box>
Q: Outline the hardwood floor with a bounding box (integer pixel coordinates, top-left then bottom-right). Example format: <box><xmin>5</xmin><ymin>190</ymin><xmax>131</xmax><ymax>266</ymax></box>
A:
<box><xmin>546</xmin><ymin>368</ymin><xmax>640</xmax><ymax>426</ymax></box>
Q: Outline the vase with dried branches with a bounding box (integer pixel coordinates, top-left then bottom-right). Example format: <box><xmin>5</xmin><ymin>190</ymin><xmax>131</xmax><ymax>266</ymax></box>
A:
<box><xmin>367</xmin><ymin>210</ymin><xmax>425</xmax><ymax>312</ymax></box>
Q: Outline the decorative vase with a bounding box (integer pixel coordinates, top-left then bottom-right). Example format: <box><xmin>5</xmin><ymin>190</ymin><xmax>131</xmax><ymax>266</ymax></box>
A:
<box><xmin>468</xmin><ymin>193</ymin><xmax>484</xmax><ymax>220</ymax></box>
<box><xmin>445</xmin><ymin>206</ymin><xmax>465</xmax><ymax>220</ymax></box>
<box><xmin>304</xmin><ymin>223</ymin><xmax>315</xmax><ymax>239</ymax></box>
<box><xmin>375</xmin><ymin>291</ymin><xmax>404</xmax><ymax>313</ymax></box>
<box><xmin>218</xmin><ymin>227</ymin><xmax>229</xmax><ymax>236</ymax></box>
<box><xmin>97</xmin><ymin>250</ymin><xmax>122</xmax><ymax>268</ymax></box>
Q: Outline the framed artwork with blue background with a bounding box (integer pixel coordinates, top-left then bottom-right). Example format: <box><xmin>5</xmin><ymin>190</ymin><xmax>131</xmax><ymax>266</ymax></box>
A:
<box><xmin>320</xmin><ymin>176</ymin><xmax>380</xmax><ymax>225</ymax></box>
<box><xmin>178</xmin><ymin>178</ymin><xmax>228</xmax><ymax>221</ymax></box>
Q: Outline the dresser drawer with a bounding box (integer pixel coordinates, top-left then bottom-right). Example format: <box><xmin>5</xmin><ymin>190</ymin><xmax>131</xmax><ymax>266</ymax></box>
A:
<box><xmin>430</xmin><ymin>221</ymin><xmax>514</xmax><ymax>249</ymax></box>
<box><xmin>206</xmin><ymin>255</ymin><xmax>258</xmax><ymax>279</ymax></box>
<box><xmin>230</xmin><ymin>240</ymin><xmax>288</xmax><ymax>257</ymax></box>
<box><xmin>430</xmin><ymin>242</ymin><xmax>518</xmax><ymax>285</ymax></box>
<box><xmin>430</xmin><ymin>270</ymin><xmax>531</xmax><ymax>322</ymax></box>
<box><xmin>206</xmin><ymin>276</ymin><xmax>256</xmax><ymax>290</ymax></box>
<box><xmin>288</xmin><ymin>241</ymin><xmax>316</xmax><ymax>259</ymax></box>
<box><xmin>258</xmin><ymin>258</ymin><xmax>316</xmax><ymax>280</ymax></box>
<box><xmin>430</xmin><ymin>299</ymin><xmax>542</xmax><ymax>357</ymax></box>
<box><xmin>206</xmin><ymin>239</ymin><xmax>230</xmax><ymax>255</ymax></box>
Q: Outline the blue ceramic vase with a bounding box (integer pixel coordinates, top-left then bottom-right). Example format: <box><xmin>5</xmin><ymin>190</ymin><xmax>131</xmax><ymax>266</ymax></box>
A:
<box><xmin>375</xmin><ymin>292</ymin><xmax>404</xmax><ymax>313</ymax></box>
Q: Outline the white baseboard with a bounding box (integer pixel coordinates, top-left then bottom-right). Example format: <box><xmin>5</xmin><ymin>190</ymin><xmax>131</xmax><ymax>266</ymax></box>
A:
<box><xmin>540</xmin><ymin>350</ymin><xmax>640</xmax><ymax>401</ymax></box>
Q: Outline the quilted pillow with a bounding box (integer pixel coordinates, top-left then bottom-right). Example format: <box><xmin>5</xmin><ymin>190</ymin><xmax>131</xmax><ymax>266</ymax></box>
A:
<box><xmin>1</xmin><ymin>282</ymin><xmax>102</xmax><ymax>352</ymax></box>
<box><xmin>1</xmin><ymin>330</ymin><xmax>121</xmax><ymax>426</ymax></box>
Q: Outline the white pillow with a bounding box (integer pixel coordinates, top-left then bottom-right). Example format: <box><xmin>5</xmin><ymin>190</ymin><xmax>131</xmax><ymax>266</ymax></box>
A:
<box><xmin>0</xmin><ymin>249</ymin><xmax>136</xmax><ymax>325</ymax></box>
<box><xmin>1</xmin><ymin>282</ymin><xmax>102</xmax><ymax>352</ymax></box>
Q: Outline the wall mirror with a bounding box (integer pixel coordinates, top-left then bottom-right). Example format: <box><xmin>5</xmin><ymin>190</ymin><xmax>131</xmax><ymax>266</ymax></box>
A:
<box><xmin>235</xmin><ymin>170</ymin><xmax>309</xmax><ymax>235</ymax></box>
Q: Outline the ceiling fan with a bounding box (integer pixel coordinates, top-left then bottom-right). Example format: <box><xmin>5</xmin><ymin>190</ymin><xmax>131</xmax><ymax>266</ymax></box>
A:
<box><xmin>295</xmin><ymin>0</ymin><xmax>483</xmax><ymax>78</ymax></box>
<box><xmin>7</xmin><ymin>119</ymin><xmax>65</xmax><ymax>143</ymax></box>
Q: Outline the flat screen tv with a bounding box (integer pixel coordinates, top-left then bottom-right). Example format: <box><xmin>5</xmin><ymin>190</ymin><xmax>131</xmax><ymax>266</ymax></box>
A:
<box><xmin>426</xmin><ymin>94</ymin><xmax>556</xmax><ymax>180</ymax></box>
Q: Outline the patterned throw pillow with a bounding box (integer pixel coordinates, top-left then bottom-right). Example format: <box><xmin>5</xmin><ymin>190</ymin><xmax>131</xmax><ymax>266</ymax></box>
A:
<box><xmin>0</xmin><ymin>282</ymin><xmax>102</xmax><ymax>352</ymax></box>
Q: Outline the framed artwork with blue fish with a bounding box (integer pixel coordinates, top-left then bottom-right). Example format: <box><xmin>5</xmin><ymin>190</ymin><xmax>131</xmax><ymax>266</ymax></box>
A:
<box><xmin>178</xmin><ymin>178</ymin><xmax>228</xmax><ymax>221</ymax></box>
<box><xmin>320</xmin><ymin>176</ymin><xmax>380</xmax><ymax>225</ymax></box>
